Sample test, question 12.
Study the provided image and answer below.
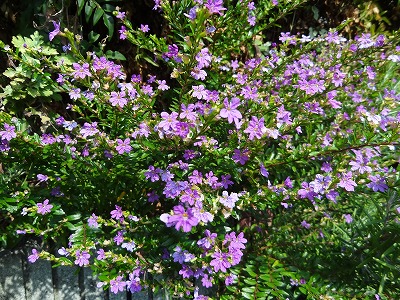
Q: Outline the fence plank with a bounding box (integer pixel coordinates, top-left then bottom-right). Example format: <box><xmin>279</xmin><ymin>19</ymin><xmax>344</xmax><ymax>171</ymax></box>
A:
<box><xmin>24</xmin><ymin>254</ymin><xmax>54</xmax><ymax>300</ymax></box>
<box><xmin>0</xmin><ymin>251</ymin><xmax>27</xmax><ymax>300</ymax></box>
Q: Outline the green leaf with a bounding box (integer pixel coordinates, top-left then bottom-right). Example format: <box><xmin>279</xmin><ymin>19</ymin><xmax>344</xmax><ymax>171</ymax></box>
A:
<box><xmin>93</xmin><ymin>7</ymin><xmax>104</xmax><ymax>26</ymax></box>
<box><xmin>77</xmin><ymin>0</ymin><xmax>85</xmax><ymax>15</ymax></box>
<box><xmin>105</xmin><ymin>50</ymin><xmax>126</xmax><ymax>60</ymax></box>
<box><xmin>102</xmin><ymin>3</ymin><xmax>115</xmax><ymax>12</ymax></box>
<box><xmin>102</xmin><ymin>14</ymin><xmax>114</xmax><ymax>39</ymax></box>
<box><xmin>88</xmin><ymin>31</ymin><xmax>101</xmax><ymax>43</ymax></box>
<box><xmin>143</xmin><ymin>55</ymin><xmax>159</xmax><ymax>67</ymax></box>
<box><xmin>85</xmin><ymin>2</ymin><xmax>95</xmax><ymax>23</ymax></box>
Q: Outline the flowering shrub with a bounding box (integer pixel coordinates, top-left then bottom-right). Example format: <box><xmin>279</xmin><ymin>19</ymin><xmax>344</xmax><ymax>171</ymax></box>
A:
<box><xmin>1</xmin><ymin>0</ymin><xmax>400</xmax><ymax>299</ymax></box>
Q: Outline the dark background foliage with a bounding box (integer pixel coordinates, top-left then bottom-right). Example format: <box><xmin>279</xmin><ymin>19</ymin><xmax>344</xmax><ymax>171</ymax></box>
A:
<box><xmin>1</xmin><ymin>0</ymin><xmax>399</xmax><ymax>77</ymax></box>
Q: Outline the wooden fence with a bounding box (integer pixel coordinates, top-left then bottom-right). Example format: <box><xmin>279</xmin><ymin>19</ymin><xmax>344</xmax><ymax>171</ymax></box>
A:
<box><xmin>0</xmin><ymin>243</ymin><xmax>172</xmax><ymax>300</ymax></box>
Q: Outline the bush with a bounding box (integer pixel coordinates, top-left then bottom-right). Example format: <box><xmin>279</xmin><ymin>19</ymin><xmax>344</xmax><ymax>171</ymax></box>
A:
<box><xmin>1</xmin><ymin>0</ymin><xmax>399</xmax><ymax>298</ymax></box>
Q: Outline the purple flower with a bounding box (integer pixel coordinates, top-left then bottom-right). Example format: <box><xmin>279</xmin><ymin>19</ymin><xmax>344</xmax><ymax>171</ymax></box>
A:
<box><xmin>110</xmin><ymin>205</ymin><xmax>124</xmax><ymax>221</ymax></box>
<box><xmin>96</xmin><ymin>249</ymin><xmax>106</xmax><ymax>260</ymax></box>
<box><xmin>219</xmin><ymin>191</ymin><xmax>239</xmax><ymax>209</ymax></box>
<box><xmin>58</xmin><ymin>247</ymin><xmax>69</xmax><ymax>256</ymax></box>
<box><xmin>157</xmin><ymin>80</ymin><xmax>170</xmax><ymax>91</ymax></box>
<box><xmin>80</xmin><ymin>122</ymin><xmax>99</xmax><ymax>138</ymax></box>
<box><xmin>110</xmin><ymin>276</ymin><xmax>126</xmax><ymax>294</ymax></box>
<box><xmin>144</xmin><ymin>165</ymin><xmax>161</xmax><ymax>182</ymax></box>
<box><xmin>301</xmin><ymin>220</ymin><xmax>311</xmax><ymax>229</ymax></box>
<box><xmin>192</xmin><ymin>85</ymin><xmax>208</xmax><ymax>100</ymax></box>
<box><xmin>160</xmin><ymin>205</ymin><xmax>199</xmax><ymax>232</ymax></box>
<box><xmin>88</xmin><ymin>213</ymin><xmax>99</xmax><ymax>228</ymax></box>
<box><xmin>74</xmin><ymin>250</ymin><xmax>90</xmax><ymax>267</ymax></box>
<box><xmin>344</xmin><ymin>214</ymin><xmax>353</xmax><ymax>223</ymax></box>
<box><xmin>220</xmin><ymin>174</ymin><xmax>233</xmax><ymax>189</ymax></box>
<box><xmin>114</xmin><ymin>231</ymin><xmax>124</xmax><ymax>245</ymax></box>
<box><xmin>140</xmin><ymin>24</ymin><xmax>150</xmax><ymax>33</ymax></box>
<box><xmin>366</xmin><ymin>175</ymin><xmax>388</xmax><ymax>192</ymax></box>
<box><xmin>121</xmin><ymin>241</ymin><xmax>136</xmax><ymax>252</ymax></box>
<box><xmin>28</xmin><ymin>249</ymin><xmax>40</xmax><ymax>263</ymax></box>
<box><xmin>72</xmin><ymin>63</ymin><xmax>91</xmax><ymax>79</ymax></box>
<box><xmin>37</xmin><ymin>174</ymin><xmax>49</xmax><ymax>183</ymax></box>
<box><xmin>260</xmin><ymin>163</ymin><xmax>269</xmax><ymax>178</ymax></box>
<box><xmin>49</xmin><ymin>21</ymin><xmax>60</xmax><ymax>41</ymax></box>
<box><xmin>116</xmin><ymin>138</ymin><xmax>132</xmax><ymax>154</ymax></box>
<box><xmin>276</xmin><ymin>105</ymin><xmax>292</xmax><ymax>127</ymax></box>
<box><xmin>195</xmin><ymin>48</ymin><xmax>212</xmax><ymax>69</ymax></box>
<box><xmin>119</xmin><ymin>26</ymin><xmax>127</xmax><ymax>40</ymax></box>
<box><xmin>109</xmin><ymin>91</ymin><xmax>128</xmax><ymax>107</ymax></box>
<box><xmin>158</xmin><ymin>112</ymin><xmax>179</xmax><ymax>131</ymax></box>
<box><xmin>210</xmin><ymin>250</ymin><xmax>231</xmax><ymax>272</ymax></box>
<box><xmin>197</xmin><ymin>229</ymin><xmax>217</xmax><ymax>250</ymax></box>
<box><xmin>205</xmin><ymin>171</ymin><xmax>220</xmax><ymax>189</ymax></box>
<box><xmin>224</xmin><ymin>232</ymin><xmax>247</xmax><ymax>249</ymax></box>
<box><xmin>204</xmin><ymin>0</ymin><xmax>227</xmax><ymax>16</ymax></box>
<box><xmin>192</xmin><ymin>200</ymin><xmax>214</xmax><ymax>223</ymax></box>
<box><xmin>37</xmin><ymin>199</ymin><xmax>53</xmax><ymax>215</ymax></box>
<box><xmin>232</xmin><ymin>149</ymin><xmax>249</xmax><ymax>165</ymax></box>
<box><xmin>220</xmin><ymin>97</ymin><xmax>242</xmax><ymax>125</ymax></box>
<box><xmin>179</xmin><ymin>265</ymin><xmax>194</xmax><ymax>278</ymax></box>
<box><xmin>225</xmin><ymin>274</ymin><xmax>237</xmax><ymax>285</ymax></box>
<box><xmin>337</xmin><ymin>171</ymin><xmax>357</xmax><ymax>192</ymax></box>
<box><xmin>244</xmin><ymin>116</ymin><xmax>266</xmax><ymax>140</ymax></box>
<box><xmin>0</xmin><ymin>123</ymin><xmax>16</xmax><ymax>141</ymax></box>
<box><xmin>189</xmin><ymin>170</ymin><xmax>203</xmax><ymax>184</ymax></box>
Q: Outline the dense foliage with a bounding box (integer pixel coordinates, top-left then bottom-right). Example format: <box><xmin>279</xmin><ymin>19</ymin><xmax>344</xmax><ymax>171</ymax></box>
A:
<box><xmin>1</xmin><ymin>0</ymin><xmax>399</xmax><ymax>299</ymax></box>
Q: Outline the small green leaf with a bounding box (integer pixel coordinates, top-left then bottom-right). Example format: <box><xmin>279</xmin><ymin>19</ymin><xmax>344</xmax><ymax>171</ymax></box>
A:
<box><xmin>93</xmin><ymin>7</ymin><xmax>104</xmax><ymax>26</ymax></box>
<box><xmin>88</xmin><ymin>31</ymin><xmax>101</xmax><ymax>43</ymax></box>
<box><xmin>105</xmin><ymin>50</ymin><xmax>126</xmax><ymax>60</ymax></box>
<box><xmin>102</xmin><ymin>14</ymin><xmax>114</xmax><ymax>39</ymax></box>
<box><xmin>77</xmin><ymin>0</ymin><xmax>85</xmax><ymax>14</ymax></box>
<box><xmin>85</xmin><ymin>2</ymin><xmax>95</xmax><ymax>23</ymax></box>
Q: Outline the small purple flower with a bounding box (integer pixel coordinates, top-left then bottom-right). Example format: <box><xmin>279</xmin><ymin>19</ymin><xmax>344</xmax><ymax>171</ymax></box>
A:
<box><xmin>210</xmin><ymin>250</ymin><xmax>231</xmax><ymax>272</ymax></box>
<box><xmin>158</xmin><ymin>112</ymin><xmax>179</xmax><ymax>131</ymax></box>
<box><xmin>244</xmin><ymin>116</ymin><xmax>266</xmax><ymax>140</ymax></box>
<box><xmin>119</xmin><ymin>26</ymin><xmax>127</xmax><ymax>40</ymax></box>
<box><xmin>116</xmin><ymin>138</ymin><xmax>132</xmax><ymax>154</ymax></box>
<box><xmin>49</xmin><ymin>21</ymin><xmax>60</xmax><ymax>41</ymax></box>
<box><xmin>140</xmin><ymin>24</ymin><xmax>150</xmax><ymax>33</ymax></box>
<box><xmin>28</xmin><ymin>249</ymin><xmax>40</xmax><ymax>263</ymax></box>
<box><xmin>301</xmin><ymin>220</ymin><xmax>311</xmax><ymax>229</ymax></box>
<box><xmin>110</xmin><ymin>276</ymin><xmax>126</xmax><ymax>294</ymax></box>
<box><xmin>114</xmin><ymin>231</ymin><xmax>124</xmax><ymax>245</ymax></box>
<box><xmin>220</xmin><ymin>97</ymin><xmax>242</xmax><ymax>125</ymax></box>
<box><xmin>72</xmin><ymin>63</ymin><xmax>91</xmax><ymax>79</ymax></box>
<box><xmin>110</xmin><ymin>205</ymin><xmax>124</xmax><ymax>221</ymax></box>
<box><xmin>58</xmin><ymin>247</ymin><xmax>69</xmax><ymax>256</ymax></box>
<box><xmin>109</xmin><ymin>91</ymin><xmax>128</xmax><ymax>108</ymax></box>
<box><xmin>0</xmin><ymin>124</ymin><xmax>17</xmax><ymax>141</ymax></box>
<box><xmin>232</xmin><ymin>149</ymin><xmax>249</xmax><ymax>165</ymax></box>
<box><xmin>116</xmin><ymin>11</ymin><xmax>126</xmax><ymax>19</ymax></box>
<box><xmin>219</xmin><ymin>191</ymin><xmax>239</xmax><ymax>209</ymax></box>
<box><xmin>121</xmin><ymin>241</ymin><xmax>136</xmax><ymax>252</ymax></box>
<box><xmin>204</xmin><ymin>0</ymin><xmax>227</xmax><ymax>16</ymax></box>
<box><xmin>161</xmin><ymin>205</ymin><xmax>199</xmax><ymax>232</ymax></box>
<box><xmin>37</xmin><ymin>199</ymin><xmax>53</xmax><ymax>215</ymax></box>
<box><xmin>337</xmin><ymin>171</ymin><xmax>357</xmax><ymax>192</ymax></box>
<box><xmin>344</xmin><ymin>214</ymin><xmax>353</xmax><ymax>223</ymax></box>
<box><xmin>260</xmin><ymin>163</ymin><xmax>269</xmax><ymax>178</ymax></box>
<box><xmin>74</xmin><ymin>250</ymin><xmax>90</xmax><ymax>267</ymax></box>
<box><xmin>88</xmin><ymin>213</ymin><xmax>99</xmax><ymax>228</ymax></box>
<box><xmin>366</xmin><ymin>174</ymin><xmax>388</xmax><ymax>192</ymax></box>
<box><xmin>96</xmin><ymin>249</ymin><xmax>106</xmax><ymax>260</ymax></box>
<box><xmin>195</xmin><ymin>48</ymin><xmax>212</xmax><ymax>69</ymax></box>
<box><xmin>37</xmin><ymin>174</ymin><xmax>49</xmax><ymax>183</ymax></box>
